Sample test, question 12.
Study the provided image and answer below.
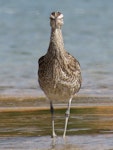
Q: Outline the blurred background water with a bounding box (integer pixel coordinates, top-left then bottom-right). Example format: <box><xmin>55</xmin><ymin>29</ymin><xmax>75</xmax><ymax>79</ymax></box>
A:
<box><xmin>0</xmin><ymin>0</ymin><xmax>113</xmax><ymax>96</ymax></box>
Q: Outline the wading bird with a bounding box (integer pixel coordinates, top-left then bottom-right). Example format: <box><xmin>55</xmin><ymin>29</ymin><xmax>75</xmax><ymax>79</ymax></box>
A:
<box><xmin>38</xmin><ymin>12</ymin><xmax>82</xmax><ymax>138</ymax></box>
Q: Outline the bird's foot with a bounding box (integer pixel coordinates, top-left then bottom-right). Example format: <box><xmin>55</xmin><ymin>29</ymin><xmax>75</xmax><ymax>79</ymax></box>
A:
<box><xmin>63</xmin><ymin>134</ymin><xmax>66</xmax><ymax>139</ymax></box>
<box><xmin>51</xmin><ymin>132</ymin><xmax>57</xmax><ymax>138</ymax></box>
<box><xmin>63</xmin><ymin>131</ymin><xmax>67</xmax><ymax>139</ymax></box>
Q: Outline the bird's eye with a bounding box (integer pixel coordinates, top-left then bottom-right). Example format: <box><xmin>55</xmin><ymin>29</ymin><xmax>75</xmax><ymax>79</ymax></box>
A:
<box><xmin>51</xmin><ymin>18</ymin><xmax>54</xmax><ymax>20</ymax></box>
<box><xmin>58</xmin><ymin>12</ymin><xmax>61</xmax><ymax>16</ymax></box>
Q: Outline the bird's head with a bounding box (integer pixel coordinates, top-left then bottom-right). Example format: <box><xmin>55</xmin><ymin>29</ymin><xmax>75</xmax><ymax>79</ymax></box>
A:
<box><xmin>50</xmin><ymin>12</ymin><xmax>64</xmax><ymax>29</ymax></box>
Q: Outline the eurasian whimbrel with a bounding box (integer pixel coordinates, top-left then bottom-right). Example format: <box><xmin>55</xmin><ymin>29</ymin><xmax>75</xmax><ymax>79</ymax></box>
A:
<box><xmin>38</xmin><ymin>12</ymin><xmax>82</xmax><ymax>138</ymax></box>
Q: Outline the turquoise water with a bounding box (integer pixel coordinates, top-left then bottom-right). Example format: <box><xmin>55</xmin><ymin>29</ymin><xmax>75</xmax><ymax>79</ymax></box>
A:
<box><xmin>0</xmin><ymin>0</ymin><xmax>113</xmax><ymax>96</ymax></box>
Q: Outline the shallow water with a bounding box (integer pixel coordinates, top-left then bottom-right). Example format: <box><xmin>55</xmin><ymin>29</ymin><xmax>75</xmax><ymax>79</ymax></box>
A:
<box><xmin>0</xmin><ymin>107</ymin><xmax>113</xmax><ymax>149</ymax></box>
<box><xmin>1</xmin><ymin>135</ymin><xmax>113</xmax><ymax>150</ymax></box>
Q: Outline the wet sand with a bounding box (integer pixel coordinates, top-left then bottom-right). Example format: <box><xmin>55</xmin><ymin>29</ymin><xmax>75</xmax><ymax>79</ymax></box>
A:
<box><xmin>0</xmin><ymin>95</ymin><xmax>113</xmax><ymax>150</ymax></box>
<box><xmin>0</xmin><ymin>95</ymin><xmax>113</xmax><ymax>110</ymax></box>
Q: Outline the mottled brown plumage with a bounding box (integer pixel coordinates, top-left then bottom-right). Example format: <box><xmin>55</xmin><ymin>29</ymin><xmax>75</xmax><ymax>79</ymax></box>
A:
<box><xmin>38</xmin><ymin>12</ymin><xmax>82</xmax><ymax>138</ymax></box>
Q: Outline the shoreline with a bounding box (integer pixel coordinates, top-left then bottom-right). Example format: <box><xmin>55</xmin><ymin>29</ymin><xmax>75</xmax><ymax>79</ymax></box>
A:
<box><xmin>0</xmin><ymin>105</ymin><xmax>113</xmax><ymax>113</ymax></box>
<box><xmin>0</xmin><ymin>94</ymin><xmax>113</xmax><ymax>112</ymax></box>
<box><xmin>0</xmin><ymin>93</ymin><xmax>113</xmax><ymax>99</ymax></box>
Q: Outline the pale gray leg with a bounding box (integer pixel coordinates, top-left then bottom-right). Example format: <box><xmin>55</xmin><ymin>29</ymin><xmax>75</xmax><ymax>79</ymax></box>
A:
<box><xmin>50</xmin><ymin>101</ymin><xmax>57</xmax><ymax>138</ymax></box>
<box><xmin>63</xmin><ymin>98</ymin><xmax>72</xmax><ymax>138</ymax></box>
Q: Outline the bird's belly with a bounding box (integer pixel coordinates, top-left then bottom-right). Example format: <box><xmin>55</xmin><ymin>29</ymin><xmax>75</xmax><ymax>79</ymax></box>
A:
<box><xmin>39</xmin><ymin>67</ymin><xmax>81</xmax><ymax>101</ymax></box>
<box><xmin>42</xmin><ymin>81</ymin><xmax>74</xmax><ymax>101</ymax></box>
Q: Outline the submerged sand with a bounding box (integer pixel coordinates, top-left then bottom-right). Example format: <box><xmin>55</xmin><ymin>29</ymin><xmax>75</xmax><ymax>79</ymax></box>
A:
<box><xmin>0</xmin><ymin>95</ymin><xmax>113</xmax><ymax>149</ymax></box>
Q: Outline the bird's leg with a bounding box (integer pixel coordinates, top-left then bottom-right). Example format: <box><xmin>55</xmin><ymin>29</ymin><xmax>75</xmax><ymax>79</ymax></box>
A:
<box><xmin>63</xmin><ymin>98</ymin><xmax>72</xmax><ymax>138</ymax></box>
<box><xmin>50</xmin><ymin>101</ymin><xmax>57</xmax><ymax>138</ymax></box>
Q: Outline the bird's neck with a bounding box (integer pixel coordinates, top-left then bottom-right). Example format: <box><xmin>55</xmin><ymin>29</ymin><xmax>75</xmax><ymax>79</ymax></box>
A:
<box><xmin>47</xmin><ymin>28</ymin><xmax>65</xmax><ymax>56</ymax></box>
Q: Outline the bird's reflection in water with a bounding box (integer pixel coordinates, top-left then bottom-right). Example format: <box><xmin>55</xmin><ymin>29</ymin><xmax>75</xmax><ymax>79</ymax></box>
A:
<box><xmin>50</xmin><ymin>137</ymin><xmax>80</xmax><ymax>150</ymax></box>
